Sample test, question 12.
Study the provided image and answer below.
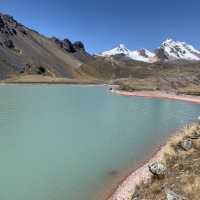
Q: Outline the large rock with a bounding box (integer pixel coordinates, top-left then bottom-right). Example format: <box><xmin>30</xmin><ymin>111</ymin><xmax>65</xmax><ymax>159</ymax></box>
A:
<box><xmin>73</xmin><ymin>41</ymin><xmax>85</xmax><ymax>51</ymax></box>
<box><xmin>165</xmin><ymin>189</ymin><xmax>188</xmax><ymax>200</ymax></box>
<box><xmin>148</xmin><ymin>162</ymin><xmax>167</xmax><ymax>176</ymax></box>
<box><xmin>180</xmin><ymin>139</ymin><xmax>192</xmax><ymax>151</ymax></box>
<box><xmin>52</xmin><ymin>37</ymin><xmax>75</xmax><ymax>53</ymax></box>
<box><xmin>4</xmin><ymin>39</ymin><xmax>15</xmax><ymax>49</ymax></box>
<box><xmin>63</xmin><ymin>38</ymin><xmax>75</xmax><ymax>52</ymax></box>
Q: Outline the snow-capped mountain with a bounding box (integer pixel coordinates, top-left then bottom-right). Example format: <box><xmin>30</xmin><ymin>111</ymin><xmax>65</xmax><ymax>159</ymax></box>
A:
<box><xmin>155</xmin><ymin>38</ymin><xmax>200</xmax><ymax>61</ymax></box>
<box><xmin>100</xmin><ymin>44</ymin><xmax>130</xmax><ymax>56</ymax></box>
<box><xmin>99</xmin><ymin>44</ymin><xmax>155</xmax><ymax>63</ymax></box>
<box><xmin>99</xmin><ymin>39</ymin><xmax>200</xmax><ymax>63</ymax></box>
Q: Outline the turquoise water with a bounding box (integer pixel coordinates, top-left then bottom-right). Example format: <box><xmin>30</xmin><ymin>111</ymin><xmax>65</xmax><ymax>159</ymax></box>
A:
<box><xmin>0</xmin><ymin>85</ymin><xmax>200</xmax><ymax>200</ymax></box>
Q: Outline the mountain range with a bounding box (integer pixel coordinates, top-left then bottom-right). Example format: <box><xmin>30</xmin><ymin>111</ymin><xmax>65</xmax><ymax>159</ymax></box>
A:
<box><xmin>98</xmin><ymin>39</ymin><xmax>200</xmax><ymax>63</ymax></box>
<box><xmin>0</xmin><ymin>12</ymin><xmax>200</xmax><ymax>94</ymax></box>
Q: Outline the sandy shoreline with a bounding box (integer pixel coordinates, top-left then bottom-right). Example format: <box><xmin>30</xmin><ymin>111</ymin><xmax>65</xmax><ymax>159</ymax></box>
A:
<box><xmin>106</xmin><ymin>89</ymin><xmax>200</xmax><ymax>200</ymax></box>
<box><xmin>114</xmin><ymin>90</ymin><xmax>200</xmax><ymax>104</ymax></box>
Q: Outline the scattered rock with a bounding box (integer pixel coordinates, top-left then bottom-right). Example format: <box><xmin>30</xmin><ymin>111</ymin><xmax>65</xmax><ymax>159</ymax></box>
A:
<box><xmin>131</xmin><ymin>196</ymin><xmax>138</xmax><ymax>200</ymax></box>
<box><xmin>180</xmin><ymin>139</ymin><xmax>192</xmax><ymax>151</ymax></box>
<box><xmin>148</xmin><ymin>162</ymin><xmax>167</xmax><ymax>177</ymax></box>
<box><xmin>165</xmin><ymin>189</ymin><xmax>188</xmax><ymax>200</ymax></box>
<box><xmin>131</xmin><ymin>192</ymin><xmax>139</xmax><ymax>200</ymax></box>
<box><xmin>4</xmin><ymin>39</ymin><xmax>15</xmax><ymax>49</ymax></box>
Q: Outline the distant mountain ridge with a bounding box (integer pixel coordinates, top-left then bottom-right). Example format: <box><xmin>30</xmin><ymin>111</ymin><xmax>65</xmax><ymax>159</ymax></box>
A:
<box><xmin>99</xmin><ymin>39</ymin><xmax>200</xmax><ymax>63</ymax></box>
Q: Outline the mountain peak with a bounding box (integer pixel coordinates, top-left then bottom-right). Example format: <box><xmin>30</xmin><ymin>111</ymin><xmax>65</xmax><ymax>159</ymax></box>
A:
<box><xmin>157</xmin><ymin>38</ymin><xmax>200</xmax><ymax>61</ymax></box>
<box><xmin>99</xmin><ymin>38</ymin><xmax>200</xmax><ymax>63</ymax></box>
<box><xmin>99</xmin><ymin>44</ymin><xmax>130</xmax><ymax>57</ymax></box>
<box><xmin>99</xmin><ymin>45</ymin><xmax>155</xmax><ymax>63</ymax></box>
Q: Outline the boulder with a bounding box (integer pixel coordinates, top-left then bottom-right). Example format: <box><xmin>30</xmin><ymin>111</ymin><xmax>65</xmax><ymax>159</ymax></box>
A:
<box><xmin>148</xmin><ymin>162</ymin><xmax>167</xmax><ymax>176</ymax></box>
<box><xmin>4</xmin><ymin>39</ymin><xmax>15</xmax><ymax>49</ymax></box>
<box><xmin>165</xmin><ymin>189</ymin><xmax>188</xmax><ymax>200</ymax></box>
<box><xmin>180</xmin><ymin>139</ymin><xmax>192</xmax><ymax>151</ymax></box>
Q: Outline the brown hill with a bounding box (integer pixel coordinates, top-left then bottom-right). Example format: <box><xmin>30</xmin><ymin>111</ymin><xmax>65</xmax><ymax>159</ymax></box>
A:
<box><xmin>0</xmin><ymin>13</ymin><xmax>93</xmax><ymax>79</ymax></box>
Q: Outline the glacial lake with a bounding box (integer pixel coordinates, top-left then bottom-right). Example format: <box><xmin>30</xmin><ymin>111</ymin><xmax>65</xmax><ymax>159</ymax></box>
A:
<box><xmin>0</xmin><ymin>85</ymin><xmax>200</xmax><ymax>200</ymax></box>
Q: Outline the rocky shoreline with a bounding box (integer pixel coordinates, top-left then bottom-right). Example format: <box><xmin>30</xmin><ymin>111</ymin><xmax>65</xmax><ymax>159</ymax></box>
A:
<box><xmin>108</xmin><ymin>122</ymin><xmax>200</xmax><ymax>200</ymax></box>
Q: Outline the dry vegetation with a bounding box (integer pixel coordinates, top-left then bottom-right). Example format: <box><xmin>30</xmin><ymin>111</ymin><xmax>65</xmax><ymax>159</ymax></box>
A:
<box><xmin>133</xmin><ymin>123</ymin><xmax>200</xmax><ymax>200</ymax></box>
<box><xmin>1</xmin><ymin>74</ymin><xmax>101</xmax><ymax>84</ymax></box>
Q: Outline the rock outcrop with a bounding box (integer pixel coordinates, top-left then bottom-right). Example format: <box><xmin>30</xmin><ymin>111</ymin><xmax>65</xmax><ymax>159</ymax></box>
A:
<box><xmin>52</xmin><ymin>37</ymin><xmax>86</xmax><ymax>54</ymax></box>
<box><xmin>73</xmin><ymin>41</ymin><xmax>85</xmax><ymax>51</ymax></box>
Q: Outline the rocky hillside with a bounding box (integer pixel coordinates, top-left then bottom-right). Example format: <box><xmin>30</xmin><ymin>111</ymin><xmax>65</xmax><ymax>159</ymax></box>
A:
<box><xmin>0</xmin><ymin>13</ymin><xmax>93</xmax><ymax>79</ymax></box>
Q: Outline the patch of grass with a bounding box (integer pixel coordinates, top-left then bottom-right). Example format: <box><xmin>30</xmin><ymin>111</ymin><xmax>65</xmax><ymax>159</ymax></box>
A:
<box><xmin>134</xmin><ymin>123</ymin><xmax>200</xmax><ymax>200</ymax></box>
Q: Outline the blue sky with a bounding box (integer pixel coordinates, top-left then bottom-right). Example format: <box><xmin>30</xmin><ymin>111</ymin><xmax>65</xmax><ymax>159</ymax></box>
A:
<box><xmin>0</xmin><ymin>0</ymin><xmax>200</xmax><ymax>53</ymax></box>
